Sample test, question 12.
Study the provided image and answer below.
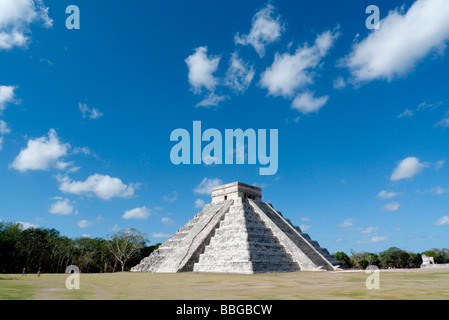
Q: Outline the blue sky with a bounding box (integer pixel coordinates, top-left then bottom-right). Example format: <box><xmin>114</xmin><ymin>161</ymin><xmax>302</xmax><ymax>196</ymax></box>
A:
<box><xmin>1</xmin><ymin>0</ymin><xmax>449</xmax><ymax>254</ymax></box>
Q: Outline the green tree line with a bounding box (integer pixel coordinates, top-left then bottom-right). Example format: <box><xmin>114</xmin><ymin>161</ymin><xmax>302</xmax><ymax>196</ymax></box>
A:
<box><xmin>335</xmin><ymin>247</ymin><xmax>449</xmax><ymax>269</ymax></box>
<box><xmin>0</xmin><ymin>221</ymin><xmax>160</xmax><ymax>274</ymax></box>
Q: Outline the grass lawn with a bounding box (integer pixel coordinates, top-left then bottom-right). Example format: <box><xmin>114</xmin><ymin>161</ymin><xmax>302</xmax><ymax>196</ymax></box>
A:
<box><xmin>0</xmin><ymin>268</ymin><xmax>448</xmax><ymax>300</ymax></box>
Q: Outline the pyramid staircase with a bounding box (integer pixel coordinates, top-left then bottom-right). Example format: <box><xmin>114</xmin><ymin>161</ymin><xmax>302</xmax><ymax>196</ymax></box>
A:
<box><xmin>131</xmin><ymin>182</ymin><xmax>345</xmax><ymax>273</ymax></box>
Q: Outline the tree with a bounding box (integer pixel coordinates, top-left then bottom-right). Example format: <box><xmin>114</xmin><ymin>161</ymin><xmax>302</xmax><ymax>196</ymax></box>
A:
<box><xmin>106</xmin><ymin>229</ymin><xmax>147</xmax><ymax>272</ymax></box>
<box><xmin>349</xmin><ymin>250</ymin><xmax>380</xmax><ymax>269</ymax></box>
<box><xmin>335</xmin><ymin>251</ymin><xmax>351</xmax><ymax>267</ymax></box>
<box><xmin>379</xmin><ymin>247</ymin><xmax>411</xmax><ymax>268</ymax></box>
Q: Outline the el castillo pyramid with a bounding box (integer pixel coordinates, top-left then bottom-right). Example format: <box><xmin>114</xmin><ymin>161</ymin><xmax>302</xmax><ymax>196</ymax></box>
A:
<box><xmin>132</xmin><ymin>182</ymin><xmax>345</xmax><ymax>273</ymax></box>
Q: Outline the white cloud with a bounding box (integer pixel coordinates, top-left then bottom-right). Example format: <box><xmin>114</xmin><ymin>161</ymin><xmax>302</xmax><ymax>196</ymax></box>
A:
<box><xmin>390</xmin><ymin>157</ymin><xmax>427</xmax><ymax>181</ymax></box>
<box><xmin>81</xmin><ymin>234</ymin><xmax>91</xmax><ymax>238</ymax></box>
<box><xmin>397</xmin><ymin>108</ymin><xmax>415</xmax><ymax>118</ymax></box>
<box><xmin>260</xmin><ymin>29</ymin><xmax>339</xmax><ymax>98</ymax></box>
<box><xmin>343</xmin><ymin>0</ymin><xmax>449</xmax><ymax>83</ymax></box>
<box><xmin>299</xmin><ymin>224</ymin><xmax>311</xmax><ymax>231</ymax></box>
<box><xmin>434</xmin><ymin>114</ymin><xmax>449</xmax><ymax>128</ymax></box>
<box><xmin>79</xmin><ymin>103</ymin><xmax>103</xmax><ymax>120</ymax></box>
<box><xmin>78</xmin><ymin>215</ymin><xmax>101</xmax><ymax>228</ymax></box>
<box><xmin>235</xmin><ymin>3</ymin><xmax>284</xmax><ymax>57</ymax></box>
<box><xmin>435</xmin><ymin>160</ymin><xmax>445</xmax><ymax>170</ymax></box>
<box><xmin>333</xmin><ymin>76</ymin><xmax>346</xmax><ymax>90</ymax></box>
<box><xmin>383</xmin><ymin>202</ymin><xmax>400</xmax><ymax>212</ymax></box>
<box><xmin>301</xmin><ymin>217</ymin><xmax>311</xmax><ymax>222</ymax></box>
<box><xmin>185</xmin><ymin>46</ymin><xmax>220</xmax><ymax>94</ymax></box>
<box><xmin>11</xmin><ymin>129</ymin><xmax>69</xmax><ymax>172</ymax></box>
<box><xmin>338</xmin><ymin>218</ymin><xmax>355</xmax><ymax>228</ymax></box>
<box><xmin>360</xmin><ymin>227</ymin><xmax>378</xmax><ymax>234</ymax></box>
<box><xmin>291</xmin><ymin>91</ymin><xmax>329</xmax><ymax>114</ymax></box>
<box><xmin>0</xmin><ymin>85</ymin><xmax>17</xmax><ymax>111</ymax></box>
<box><xmin>0</xmin><ymin>0</ymin><xmax>53</xmax><ymax>50</ymax></box>
<box><xmin>195</xmin><ymin>92</ymin><xmax>227</xmax><ymax>108</ymax></box>
<box><xmin>72</xmin><ymin>146</ymin><xmax>92</xmax><ymax>156</ymax></box>
<box><xmin>0</xmin><ymin>120</ymin><xmax>10</xmax><ymax>134</ymax></box>
<box><xmin>152</xmin><ymin>232</ymin><xmax>170</xmax><ymax>239</ymax></box>
<box><xmin>378</xmin><ymin>190</ymin><xmax>400</xmax><ymax>199</ymax></box>
<box><xmin>431</xmin><ymin>186</ymin><xmax>448</xmax><ymax>195</ymax></box>
<box><xmin>49</xmin><ymin>198</ymin><xmax>75</xmax><ymax>215</ymax></box>
<box><xmin>163</xmin><ymin>191</ymin><xmax>178</xmax><ymax>203</ymax></box>
<box><xmin>161</xmin><ymin>217</ymin><xmax>175</xmax><ymax>226</ymax></box>
<box><xmin>194</xmin><ymin>198</ymin><xmax>205</xmax><ymax>208</ymax></box>
<box><xmin>417</xmin><ymin>101</ymin><xmax>442</xmax><ymax>111</ymax></box>
<box><xmin>0</xmin><ymin>136</ymin><xmax>3</xmax><ymax>151</ymax></box>
<box><xmin>224</xmin><ymin>52</ymin><xmax>255</xmax><ymax>93</ymax></box>
<box><xmin>194</xmin><ymin>178</ymin><xmax>223</xmax><ymax>195</ymax></box>
<box><xmin>77</xmin><ymin>219</ymin><xmax>91</xmax><ymax>229</ymax></box>
<box><xmin>17</xmin><ymin>221</ymin><xmax>39</xmax><ymax>230</ymax></box>
<box><xmin>435</xmin><ymin>216</ymin><xmax>449</xmax><ymax>226</ymax></box>
<box><xmin>57</xmin><ymin>174</ymin><xmax>136</xmax><ymax>200</ymax></box>
<box><xmin>123</xmin><ymin>206</ymin><xmax>151</xmax><ymax>220</ymax></box>
<box><xmin>357</xmin><ymin>236</ymin><xmax>387</xmax><ymax>244</ymax></box>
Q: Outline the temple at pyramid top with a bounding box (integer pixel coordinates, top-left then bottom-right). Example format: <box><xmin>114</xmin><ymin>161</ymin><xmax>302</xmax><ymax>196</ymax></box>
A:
<box><xmin>211</xmin><ymin>182</ymin><xmax>262</xmax><ymax>202</ymax></box>
<box><xmin>132</xmin><ymin>181</ymin><xmax>346</xmax><ymax>274</ymax></box>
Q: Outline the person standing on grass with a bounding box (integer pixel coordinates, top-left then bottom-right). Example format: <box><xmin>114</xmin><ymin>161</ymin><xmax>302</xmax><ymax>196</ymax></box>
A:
<box><xmin>37</xmin><ymin>267</ymin><xmax>41</xmax><ymax>277</ymax></box>
<box><xmin>22</xmin><ymin>267</ymin><xmax>26</xmax><ymax>277</ymax></box>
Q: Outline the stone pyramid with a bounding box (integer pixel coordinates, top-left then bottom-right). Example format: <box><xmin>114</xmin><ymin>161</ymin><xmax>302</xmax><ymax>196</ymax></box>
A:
<box><xmin>132</xmin><ymin>182</ymin><xmax>345</xmax><ymax>274</ymax></box>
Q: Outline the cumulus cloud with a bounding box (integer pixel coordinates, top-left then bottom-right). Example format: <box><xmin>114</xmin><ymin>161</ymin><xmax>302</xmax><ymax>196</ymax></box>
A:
<box><xmin>78</xmin><ymin>215</ymin><xmax>101</xmax><ymax>228</ymax></box>
<box><xmin>338</xmin><ymin>218</ymin><xmax>355</xmax><ymax>228</ymax></box>
<box><xmin>0</xmin><ymin>0</ymin><xmax>53</xmax><ymax>50</ymax></box>
<box><xmin>360</xmin><ymin>227</ymin><xmax>378</xmax><ymax>234</ymax></box>
<box><xmin>0</xmin><ymin>120</ymin><xmax>10</xmax><ymax>134</ymax></box>
<box><xmin>11</xmin><ymin>129</ymin><xmax>70</xmax><ymax>172</ymax></box>
<box><xmin>390</xmin><ymin>157</ymin><xmax>427</xmax><ymax>181</ymax></box>
<box><xmin>77</xmin><ymin>220</ymin><xmax>91</xmax><ymax>229</ymax></box>
<box><xmin>291</xmin><ymin>91</ymin><xmax>329</xmax><ymax>114</ymax></box>
<box><xmin>17</xmin><ymin>221</ymin><xmax>39</xmax><ymax>230</ymax></box>
<box><xmin>185</xmin><ymin>46</ymin><xmax>220</xmax><ymax>94</ymax></box>
<box><xmin>224</xmin><ymin>52</ymin><xmax>255</xmax><ymax>93</ymax></box>
<box><xmin>431</xmin><ymin>186</ymin><xmax>448</xmax><ymax>195</ymax></box>
<box><xmin>260</xmin><ymin>29</ymin><xmax>339</xmax><ymax>98</ymax></box>
<box><xmin>235</xmin><ymin>3</ymin><xmax>284</xmax><ymax>57</ymax></box>
<box><xmin>161</xmin><ymin>217</ymin><xmax>175</xmax><ymax>226</ymax></box>
<box><xmin>343</xmin><ymin>0</ymin><xmax>449</xmax><ymax>83</ymax></box>
<box><xmin>194</xmin><ymin>198</ymin><xmax>205</xmax><ymax>208</ymax></box>
<box><xmin>123</xmin><ymin>206</ymin><xmax>151</xmax><ymax>220</ymax></box>
<box><xmin>49</xmin><ymin>198</ymin><xmax>75</xmax><ymax>215</ymax></box>
<box><xmin>435</xmin><ymin>216</ymin><xmax>449</xmax><ymax>226</ymax></box>
<box><xmin>0</xmin><ymin>85</ymin><xmax>18</xmax><ymax>111</ymax></box>
<box><xmin>378</xmin><ymin>190</ymin><xmax>400</xmax><ymax>199</ymax></box>
<box><xmin>57</xmin><ymin>174</ymin><xmax>136</xmax><ymax>200</ymax></box>
<box><xmin>162</xmin><ymin>191</ymin><xmax>178</xmax><ymax>203</ymax></box>
<box><xmin>194</xmin><ymin>178</ymin><xmax>223</xmax><ymax>195</ymax></box>
<box><xmin>299</xmin><ymin>224</ymin><xmax>311</xmax><ymax>231</ymax></box>
<box><xmin>333</xmin><ymin>76</ymin><xmax>346</xmax><ymax>90</ymax></box>
<box><xmin>383</xmin><ymin>202</ymin><xmax>400</xmax><ymax>212</ymax></box>
<box><xmin>79</xmin><ymin>103</ymin><xmax>103</xmax><ymax>120</ymax></box>
<box><xmin>357</xmin><ymin>236</ymin><xmax>387</xmax><ymax>244</ymax></box>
